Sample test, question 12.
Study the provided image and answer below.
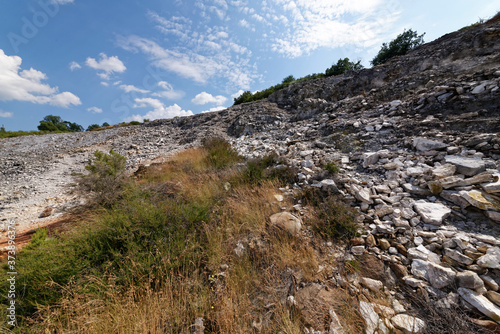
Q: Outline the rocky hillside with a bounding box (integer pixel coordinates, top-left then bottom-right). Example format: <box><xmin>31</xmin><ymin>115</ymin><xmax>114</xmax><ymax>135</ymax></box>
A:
<box><xmin>1</xmin><ymin>15</ymin><xmax>500</xmax><ymax>333</ymax></box>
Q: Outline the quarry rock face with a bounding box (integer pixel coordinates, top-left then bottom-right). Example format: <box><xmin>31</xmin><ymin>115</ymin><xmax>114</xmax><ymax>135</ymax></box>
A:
<box><xmin>2</xmin><ymin>16</ymin><xmax>500</xmax><ymax>330</ymax></box>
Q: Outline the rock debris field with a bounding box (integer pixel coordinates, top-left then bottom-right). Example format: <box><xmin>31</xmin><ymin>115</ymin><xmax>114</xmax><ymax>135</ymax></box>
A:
<box><xmin>1</xmin><ymin>16</ymin><xmax>500</xmax><ymax>333</ymax></box>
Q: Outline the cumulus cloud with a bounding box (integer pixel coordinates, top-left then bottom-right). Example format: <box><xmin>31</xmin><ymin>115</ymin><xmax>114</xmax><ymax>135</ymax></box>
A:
<box><xmin>87</xmin><ymin>106</ymin><xmax>103</xmax><ymax>113</ymax></box>
<box><xmin>192</xmin><ymin>92</ymin><xmax>227</xmax><ymax>105</ymax></box>
<box><xmin>0</xmin><ymin>49</ymin><xmax>81</xmax><ymax>108</ymax></box>
<box><xmin>85</xmin><ymin>53</ymin><xmax>126</xmax><ymax>80</ymax></box>
<box><xmin>125</xmin><ymin>98</ymin><xmax>193</xmax><ymax>122</ymax></box>
<box><xmin>0</xmin><ymin>110</ymin><xmax>13</xmax><ymax>118</ymax></box>
<box><xmin>153</xmin><ymin>81</ymin><xmax>185</xmax><ymax>100</ymax></box>
<box><xmin>69</xmin><ymin>61</ymin><xmax>81</xmax><ymax>71</ymax></box>
<box><xmin>201</xmin><ymin>106</ymin><xmax>226</xmax><ymax>113</ymax></box>
<box><xmin>231</xmin><ymin>89</ymin><xmax>245</xmax><ymax>99</ymax></box>
<box><xmin>119</xmin><ymin>84</ymin><xmax>150</xmax><ymax>94</ymax></box>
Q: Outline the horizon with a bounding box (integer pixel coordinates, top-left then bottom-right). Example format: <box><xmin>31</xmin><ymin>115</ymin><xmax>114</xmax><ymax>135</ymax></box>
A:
<box><xmin>1</xmin><ymin>0</ymin><xmax>499</xmax><ymax>131</ymax></box>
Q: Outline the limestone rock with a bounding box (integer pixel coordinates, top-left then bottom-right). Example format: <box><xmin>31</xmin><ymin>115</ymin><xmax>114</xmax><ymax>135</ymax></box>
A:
<box><xmin>444</xmin><ymin>155</ymin><xmax>486</xmax><ymax>176</ymax></box>
<box><xmin>476</xmin><ymin>247</ymin><xmax>500</xmax><ymax>269</ymax></box>
<box><xmin>413</xmin><ymin>137</ymin><xmax>447</xmax><ymax>152</ymax></box>
<box><xmin>443</xmin><ymin>248</ymin><xmax>474</xmax><ymax>266</ymax></box>
<box><xmin>458</xmin><ymin>288</ymin><xmax>500</xmax><ymax>322</ymax></box>
<box><xmin>486</xmin><ymin>291</ymin><xmax>500</xmax><ymax>307</ymax></box>
<box><xmin>460</xmin><ymin>190</ymin><xmax>500</xmax><ymax>212</ymax></box>
<box><xmin>360</xmin><ymin>277</ymin><xmax>384</xmax><ymax>292</ymax></box>
<box><xmin>269</xmin><ymin>212</ymin><xmax>302</xmax><ymax>235</ymax></box>
<box><xmin>457</xmin><ymin>271</ymin><xmax>485</xmax><ymax>290</ymax></box>
<box><xmin>391</xmin><ymin>314</ymin><xmax>426</xmax><ymax>334</ymax></box>
<box><xmin>413</xmin><ymin>201</ymin><xmax>451</xmax><ymax>225</ymax></box>
<box><xmin>411</xmin><ymin>259</ymin><xmax>456</xmax><ymax>289</ymax></box>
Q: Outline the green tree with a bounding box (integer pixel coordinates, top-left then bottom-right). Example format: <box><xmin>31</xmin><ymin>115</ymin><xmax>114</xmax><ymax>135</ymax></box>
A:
<box><xmin>281</xmin><ymin>75</ymin><xmax>295</xmax><ymax>85</ymax></box>
<box><xmin>64</xmin><ymin>121</ymin><xmax>84</xmax><ymax>132</ymax></box>
<box><xmin>102</xmin><ymin>122</ymin><xmax>110</xmax><ymax>127</ymax></box>
<box><xmin>87</xmin><ymin>124</ymin><xmax>101</xmax><ymax>131</ymax></box>
<box><xmin>0</xmin><ymin>125</ymin><xmax>5</xmax><ymax>133</ymax></box>
<box><xmin>371</xmin><ymin>29</ymin><xmax>425</xmax><ymax>66</ymax></box>
<box><xmin>233</xmin><ymin>90</ymin><xmax>253</xmax><ymax>105</ymax></box>
<box><xmin>37</xmin><ymin>115</ymin><xmax>83</xmax><ymax>132</ymax></box>
<box><xmin>325</xmin><ymin>58</ymin><xmax>363</xmax><ymax>77</ymax></box>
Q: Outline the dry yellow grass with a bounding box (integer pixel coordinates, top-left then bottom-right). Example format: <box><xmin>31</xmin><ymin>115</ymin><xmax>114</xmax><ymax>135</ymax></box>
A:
<box><xmin>17</xmin><ymin>144</ymin><xmax>371</xmax><ymax>334</ymax></box>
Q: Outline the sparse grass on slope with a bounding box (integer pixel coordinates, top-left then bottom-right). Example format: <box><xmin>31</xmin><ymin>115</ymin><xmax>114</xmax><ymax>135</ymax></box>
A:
<box><xmin>1</xmin><ymin>138</ymin><xmax>363</xmax><ymax>333</ymax></box>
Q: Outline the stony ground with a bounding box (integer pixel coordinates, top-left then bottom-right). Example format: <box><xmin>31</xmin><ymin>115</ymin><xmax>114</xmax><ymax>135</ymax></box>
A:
<box><xmin>1</xmin><ymin>16</ymin><xmax>500</xmax><ymax>333</ymax></box>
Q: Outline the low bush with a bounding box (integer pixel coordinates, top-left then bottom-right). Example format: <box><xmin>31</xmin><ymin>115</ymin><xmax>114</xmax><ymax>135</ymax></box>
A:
<box><xmin>324</xmin><ymin>162</ymin><xmax>340</xmax><ymax>175</ymax></box>
<box><xmin>78</xmin><ymin>150</ymin><xmax>127</xmax><ymax>206</ymax></box>
<box><xmin>202</xmin><ymin>137</ymin><xmax>242</xmax><ymax>169</ymax></box>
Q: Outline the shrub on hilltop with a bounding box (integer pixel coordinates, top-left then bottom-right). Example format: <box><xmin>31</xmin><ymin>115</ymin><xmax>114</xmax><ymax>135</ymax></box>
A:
<box><xmin>371</xmin><ymin>29</ymin><xmax>425</xmax><ymax>66</ymax></box>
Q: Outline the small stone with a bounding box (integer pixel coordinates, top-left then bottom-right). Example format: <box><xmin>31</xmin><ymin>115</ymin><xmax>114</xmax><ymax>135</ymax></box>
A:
<box><xmin>391</xmin><ymin>314</ymin><xmax>426</xmax><ymax>334</ymax></box>
<box><xmin>476</xmin><ymin>247</ymin><xmax>500</xmax><ymax>269</ymax></box>
<box><xmin>39</xmin><ymin>207</ymin><xmax>53</xmax><ymax>218</ymax></box>
<box><xmin>413</xmin><ymin>137</ymin><xmax>447</xmax><ymax>152</ymax></box>
<box><xmin>443</xmin><ymin>248</ymin><xmax>474</xmax><ymax>266</ymax></box>
<box><xmin>486</xmin><ymin>291</ymin><xmax>500</xmax><ymax>307</ymax></box>
<box><xmin>432</xmin><ymin>164</ymin><xmax>456</xmax><ymax>178</ymax></box>
<box><xmin>481</xmin><ymin>275</ymin><xmax>499</xmax><ymax>291</ymax></box>
<box><xmin>363</xmin><ymin>152</ymin><xmax>379</xmax><ymax>168</ymax></box>
<box><xmin>379</xmin><ymin>238</ymin><xmax>391</xmax><ymax>250</ymax></box>
<box><xmin>360</xmin><ymin>277</ymin><xmax>384</xmax><ymax>292</ymax></box>
<box><xmin>366</xmin><ymin>234</ymin><xmax>377</xmax><ymax>247</ymax></box>
<box><xmin>269</xmin><ymin>212</ymin><xmax>302</xmax><ymax>235</ymax></box>
<box><xmin>351</xmin><ymin>237</ymin><xmax>365</xmax><ymax>246</ymax></box>
<box><xmin>351</xmin><ymin>245</ymin><xmax>365</xmax><ymax>256</ymax></box>
<box><xmin>457</xmin><ymin>271</ymin><xmax>485</xmax><ymax>290</ymax></box>
<box><xmin>444</xmin><ymin>155</ymin><xmax>486</xmax><ymax>176</ymax></box>
<box><xmin>413</xmin><ymin>201</ymin><xmax>451</xmax><ymax>225</ymax></box>
<box><xmin>274</xmin><ymin>194</ymin><xmax>284</xmax><ymax>202</ymax></box>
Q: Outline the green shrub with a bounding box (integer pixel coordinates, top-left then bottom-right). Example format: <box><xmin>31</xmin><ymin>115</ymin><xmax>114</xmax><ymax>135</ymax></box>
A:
<box><xmin>202</xmin><ymin>137</ymin><xmax>242</xmax><ymax>169</ymax></box>
<box><xmin>371</xmin><ymin>29</ymin><xmax>425</xmax><ymax>66</ymax></box>
<box><xmin>79</xmin><ymin>150</ymin><xmax>127</xmax><ymax>206</ymax></box>
<box><xmin>324</xmin><ymin>162</ymin><xmax>340</xmax><ymax>175</ymax></box>
<box><xmin>325</xmin><ymin>58</ymin><xmax>363</xmax><ymax>77</ymax></box>
<box><xmin>86</xmin><ymin>124</ymin><xmax>101</xmax><ymax>131</ymax></box>
<box><xmin>313</xmin><ymin>196</ymin><xmax>359</xmax><ymax>241</ymax></box>
<box><xmin>240</xmin><ymin>154</ymin><xmax>297</xmax><ymax>185</ymax></box>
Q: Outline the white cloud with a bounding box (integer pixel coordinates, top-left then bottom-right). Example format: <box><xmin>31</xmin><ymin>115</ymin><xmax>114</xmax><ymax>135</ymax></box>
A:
<box><xmin>231</xmin><ymin>0</ymin><xmax>399</xmax><ymax>58</ymax></box>
<box><xmin>192</xmin><ymin>92</ymin><xmax>227</xmax><ymax>105</ymax></box>
<box><xmin>100</xmin><ymin>81</ymin><xmax>109</xmax><ymax>87</ymax></box>
<box><xmin>51</xmin><ymin>0</ymin><xmax>74</xmax><ymax>4</ymax></box>
<box><xmin>85</xmin><ymin>53</ymin><xmax>126</xmax><ymax>80</ymax></box>
<box><xmin>201</xmin><ymin>106</ymin><xmax>226</xmax><ymax>113</ymax></box>
<box><xmin>153</xmin><ymin>81</ymin><xmax>185</xmax><ymax>100</ymax></box>
<box><xmin>0</xmin><ymin>49</ymin><xmax>81</xmax><ymax>108</ymax></box>
<box><xmin>231</xmin><ymin>89</ymin><xmax>245</xmax><ymax>99</ymax></box>
<box><xmin>125</xmin><ymin>98</ymin><xmax>193</xmax><ymax>122</ymax></box>
<box><xmin>239</xmin><ymin>19</ymin><xmax>252</xmax><ymax>29</ymax></box>
<box><xmin>87</xmin><ymin>107</ymin><xmax>103</xmax><ymax>113</ymax></box>
<box><xmin>69</xmin><ymin>61</ymin><xmax>81</xmax><ymax>71</ymax></box>
<box><xmin>119</xmin><ymin>35</ymin><xmax>254</xmax><ymax>88</ymax></box>
<box><xmin>119</xmin><ymin>84</ymin><xmax>150</xmax><ymax>94</ymax></box>
<box><xmin>121</xmin><ymin>12</ymin><xmax>256</xmax><ymax>89</ymax></box>
<box><xmin>0</xmin><ymin>110</ymin><xmax>13</xmax><ymax>118</ymax></box>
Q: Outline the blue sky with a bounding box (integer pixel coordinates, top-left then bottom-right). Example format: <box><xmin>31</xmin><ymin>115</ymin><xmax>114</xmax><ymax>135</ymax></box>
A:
<box><xmin>0</xmin><ymin>0</ymin><xmax>499</xmax><ymax>131</ymax></box>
